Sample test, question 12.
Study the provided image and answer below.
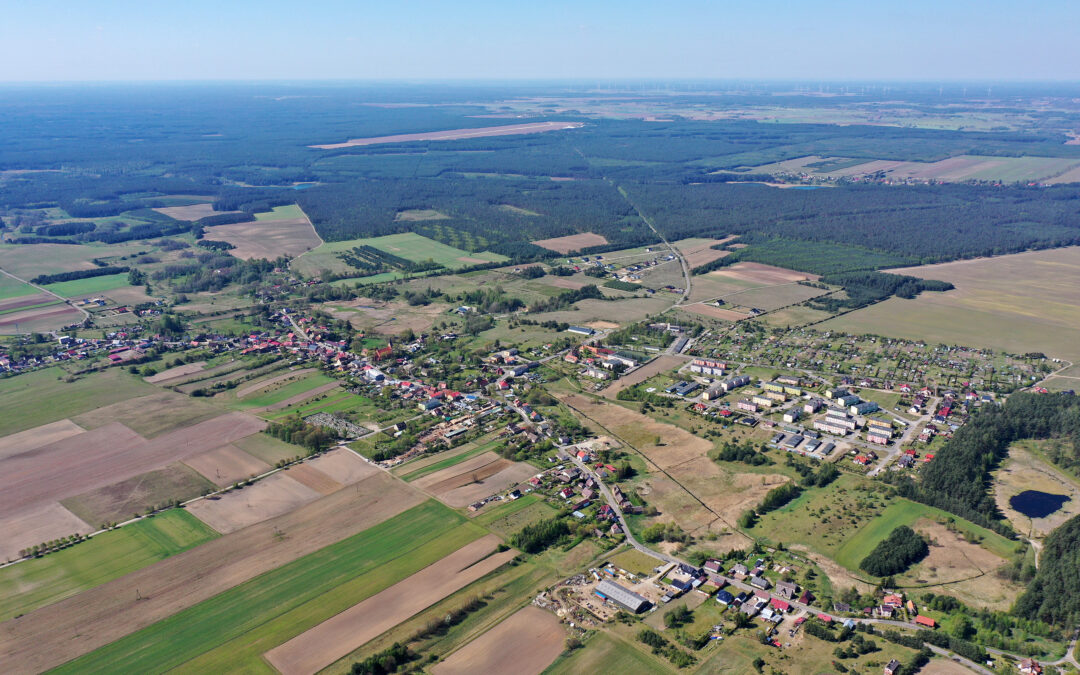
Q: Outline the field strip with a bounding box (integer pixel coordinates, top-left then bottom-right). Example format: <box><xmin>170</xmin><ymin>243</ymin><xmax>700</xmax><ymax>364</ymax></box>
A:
<box><xmin>0</xmin><ymin>419</ymin><xmax>84</xmax><ymax>461</ymax></box>
<box><xmin>310</xmin><ymin>121</ymin><xmax>583</xmax><ymax>149</ymax></box>
<box><xmin>0</xmin><ymin>473</ymin><xmax>426</xmax><ymax>674</ymax></box>
<box><xmin>185</xmin><ymin>473</ymin><xmax>322</xmax><ymax>534</ymax></box>
<box><xmin>0</xmin><ymin>502</ymin><xmax>94</xmax><ymax>561</ymax></box>
<box><xmin>254</xmin><ymin>381</ymin><xmax>341</xmax><ymax>412</ymax></box>
<box><xmin>0</xmin><ymin>413</ymin><xmax>265</xmax><ymax>517</ymax></box>
<box><xmin>144</xmin><ymin>362</ymin><xmax>207</xmax><ymax>384</ymax></box>
<box><xmin>432</xmin><ymin>605</ymin><xmax>565</xmax><ymax>675</ymax></box>
<box><xmin>264</xmin><ymin>534</ymin><xmax>515</xmax><ymax>675</ymax></box>
<box><xmin>235</xmin><ymin>368</ymin><xmax>316</xmax><ymax>398</ymax></box>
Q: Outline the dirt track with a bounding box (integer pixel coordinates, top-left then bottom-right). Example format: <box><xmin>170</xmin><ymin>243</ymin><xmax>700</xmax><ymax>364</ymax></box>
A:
<box><xmin>265</xmin><ymin>535</ymin><xmax>515</xmax><ymax>675</ymax></box>
<box><xmin>0</xmin><ymin>471</ymin><xmax>425</xmax><ymax>675</ymax></box>
<box><xmin>433</xmin><ymin>606</ymin><xmax>564</xmax><ymax>675</ymax></box>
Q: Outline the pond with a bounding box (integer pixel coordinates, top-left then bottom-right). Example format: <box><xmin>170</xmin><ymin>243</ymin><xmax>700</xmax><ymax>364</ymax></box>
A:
<box><xmin>1010</xmin><ymin>490</ymin><xmax>1070</xmax><ymax>519</ymax></box>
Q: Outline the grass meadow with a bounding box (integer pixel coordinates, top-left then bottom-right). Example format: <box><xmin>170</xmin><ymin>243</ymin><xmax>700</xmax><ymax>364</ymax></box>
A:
<box><xmin>0</xmin><ymin>368</ymin><xmax>155</xmax><ymax>436</ymax></box>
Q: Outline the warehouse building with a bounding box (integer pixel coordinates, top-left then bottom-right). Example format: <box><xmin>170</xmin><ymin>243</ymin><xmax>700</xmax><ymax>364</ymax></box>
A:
<box><xmin>594</xmin><ymin>579</ymin><xmax>651</xmax><ymax>613</ymax></box>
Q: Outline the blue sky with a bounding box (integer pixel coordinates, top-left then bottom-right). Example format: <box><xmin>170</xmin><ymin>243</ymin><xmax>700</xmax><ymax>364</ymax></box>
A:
<box><xmin>1</xmin><ymin>0</ymin><xmax>1077</xmax><ymax>81</ymax></box>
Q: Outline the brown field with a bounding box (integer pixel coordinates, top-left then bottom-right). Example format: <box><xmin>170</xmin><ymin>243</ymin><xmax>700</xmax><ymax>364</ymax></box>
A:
<box><xmin>305</xmin><ymin>447</ymin><xmax>378</xmax><ymax>485</ymax></box>
<box><xmin>1047</xmin><ymin>164</ymin><xmax>1080</xmax><ymax>184</ymax></box>
<box><xmin>708</xmin><ymin>262</ymin><xmax>820</xmax><ymax>285</ymax></box>
<box><xmin>821</xmin><ymin>246</ymin><xmax>1080</xmax><ymax>361</ymax></box>
<box><xmin>144</xmin><ymin>361</ymin><xmax>207</xmax><ymax>383</ymax></box>
<box><xmin>0</xmin><ymin>304</ymin><xmax>83</xmax><ymax>333</ymax></box>
<box><xmin>0</xmin><ymin>419</ymin><xmax>84</xmax><ymax>461</ymax></box>
<box><xmin>321</xmin><ymin>298</ymin><xmax>450</xmax><ymax>336</ymax></box>
<box><xmin>185</xmin><ymin>473</ymin><xmax>322</xmax><ymax>534</ymax></box>
<box><xmin>0</xmin><ymin>502</ymin><xmax>93</xmax><ymax>561</ymax></box>
<box><xmin>152</xmin><ymin>203</ymin><xmax>230</xmax><ymax>221</ymax></box>
<box><xmin>413</xmin><ymin>452</ymin><xmax>537</xmax><ymax>507</ymax></box>
<box><xmin>681</xmin><ymin>304</ymin><xmax>750</xmax><ymax>321</ymax></box>
<box><xmin>205</xmin><ymin>217</ymin><xmax>321</xmax><ymax>260</ymax></box>
<box><xmin>433</xmin><ymin>606</ymin><xmax>564</xmax><ymax>675</ymax></box>
<box><xmin>920</xmin><ymin>658</ymin><xmax>978</xmax><ymax>675</ymax></box>
<box><xmin>99</xmin><ymin>285</ymin><xmax>154</xmax><ymax>305</ymax></box>
<box><xmin>61</xmin><ymin>463</ymin><xmax>216</xmax><ymax>527</ymax></box>
<box><xmin>310</xmin><ymin>121</ymin><xmax>584</xmax><ymax>149</ymax></box>
<box><xmin>183</xmin><ymin>445</ymin><xmax>272</xmax><ymax>487</ymax></box>
<box><xmin>545</xmin><ymin>277</ymin><xmax>587</xmax><ymax>290</ymax></box>
<box><xmin>235</xmin><ymin>368</ymin><xmax>317</xmax><ymax>398</ymax></box>
<box><xmin>902</xmin><ymin>519</ymin><xmax>1021</xmax><ymax>611</ymax></box>
<box><xmin>600</xmin><ymin>354</ymin><xmax>684</xmax><ymax>398</ymax></box>
<box><xmin>71</xmin><ymin>391</ymin><xmax>222</xmax><ymax>438</ymax></box>
<box><xmin>0</xmin><ymin>293</ymin><xmax>56</xmax><ymax>313</ymax></box>
<box><xmin>0</xmin><ymin>472</ymin><xmax>425</xmax><ymax>674</ymax></box>
<box><xmin>284</xmin><ymin>464</ymin><xmax>343</xmax><ymax>495</ymax></box>
<box><xmin>677</xmin><ymin>237</ymin><xmax>735</xmax><ymax>269</ymax></box>
<box><xmin>0</xmin><ymin>413</ymin><xmax>265</xmax><ymax>518</ymax></box>
<box><xmin>532</xmin><ymin>232</ymin><xmax>609</xmax><ymax>254</ymax></box>
<box><xmin>265</xmin><ymin>535</ymin><xmax>516</xmax><ymax>675</ymax></box>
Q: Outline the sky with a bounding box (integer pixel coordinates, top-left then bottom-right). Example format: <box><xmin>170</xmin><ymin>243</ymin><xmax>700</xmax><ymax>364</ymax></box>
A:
<box><xmin>2</xmin><ymin>0</ymin><xmax>1078</xmax><ymax>82</ymax></box>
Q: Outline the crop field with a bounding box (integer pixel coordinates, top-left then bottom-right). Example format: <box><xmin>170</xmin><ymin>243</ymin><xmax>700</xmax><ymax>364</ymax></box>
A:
<box><xmin>266</xmin><ymin>535</ymin><xmax>515</xmax><ymax>675</ymax></box>
<box><xmin>151</xmin><ymin>202</ymin><xmax>222</xmax><ymax>221</ymax></box>
<box><xmin>182</xmin><ymin>445</ymin><xmax>272</xmax><ymax>487</ymax></box>
<box><xmin>61</xmin><ymin>463</ymin><xmax>217</xmax><ymax>527</ymax></box>
<box><xmin>227</xmin><ymin>370</ymin><xmax>335</xmax><ymax>409</ymax></box>
<box><xmin>0</xmin><ymin>302</ymin><xmax>84</xmax><ymax>333</ymax></box>
<box><xmin>412</xmin><ymin>451</ymin><xmax>536</xmax><ymax>507</ymax></box>
<box><xmin>544</xmin><ymin>631</ymin><xmax>668</xmax><ymax>675</ymax></box>
<box><xmin>293</xmin><ymin>231</ymin><xmax>506</xmax><ymax>277</ymax></box>
<box><xmin>470</xmin><ymin>493</ymin><xmax>557</xmax><ymax>535</ymax></box>
<box><xmin>599</xmin><ymin>354</ymin><xmax>683</xmax><ymax>398</ymax></box>
<box><xmin>0</xmin><ymin>509</ymin><xmax>218</xmax><ymax>621</ymax></box>
<box><xmin>321</xmin><ymin>296</ymin><xmax>452</xmax><ymax>336</ymax></box>
<box><xmin>0</xmin><ymin>368</ymin><xmax>156</xmax><ymax>437</ymax></box>
<box><xmin>42</xmin><ymin>273</ymin><xmax>132</xmax><ymax>298</ymax></box>
<box><xmin>71</xmin><ymin>391</ymin><xmax>222</xmax><ymax>438</ymax></box>
<box><xmin>675</xmin><ymin>236</ymin><xmax>735</xmax><ymax>268</ymax></box>
<box><xmin>532</xmin><ymin>232</ymin><xmax>610</xmax><ymax>253</ymax></box>
<box><xmin>708</xmin><ymin>261</ymin><xmax>820</xmax><ymax>285</ymax></box>
<box><xmin>1</xmin><ymin>473</ymin><xmax>428</xmax><ymax>674</ymax></box>
<box><xmin>309</xmin><ymin>121</ymin><xmax>584</xmax><ymax>148</ymax></box>
<box><xmin>680</xmin><ymin>304</ymin><xmax>750</xmax><ymax>321</ymax></box>
<box><xmin>432</xmin><ymin>605</ymin><xmax>564</xmax><ymax>675</ymax></box>
<box><xmin>0</xmin><ymin>274</ymin><xmax>38</xmax><ymax>300</ymax></box>
<box><xmin>0</xmin><ymin>292</ymin><xmax>59</xmax><ymax>315</ymax></box>
<box><xmin>44</xmin><ymin>501</ymin><xmax>480</xmax><ymax>675</ymax></box>
<box><xmin>232</xmin><ymin>433</ymin><xmax>302</xmax><ymax>465</ymax></box>
<box><xmin>0</xmin><ymin>243</ymin><xmax>147</xmax><ymax>279</ymax></box>
<box><xmin>531</xmin><ymin>295</ymin><xmax>672</xmax><ymax>327</ymax></box>
<box><xmin>397</xmin><ymin>440</ymin><xmax>504</xmax><ymax>482</ymax></box>
<box><xmin>0</xmin><ymin>502</ymin><xmax>94</xmax><ymax>561</ymax></box>
<box><xmin>205</xmin><ymin>204</ymin><xmax>321</xmax><ymax>260</ymax></box>
<box><xmin>0</xmin><ymin>419</ymin><xmax>84</xmax><ymax>461</ymax></box>
<box><xmin>821</xmin><ymin>246</ymin><xmax>1080</xmax><ymax>360</ymax></box>
<box><xmin>185</xmin><ymin>473</ymin><xmax>321</xmax><ymax>533</ymax></box>
<box><xmin>750</xmin><ymin>153</ymin><xmax>1080</xmax><ymax>183</ymax></box>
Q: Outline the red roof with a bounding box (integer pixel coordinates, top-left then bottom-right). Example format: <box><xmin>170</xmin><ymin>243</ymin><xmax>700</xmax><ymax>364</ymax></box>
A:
<box><xmin>914</xmin><ymin>615</ymin><xmax>936</xmax><ymax>628</ymax></box>
<box><xmin>817</xmin><ymin>613</ymin><xmax>832</xmax><ymax>622</ymax></box>
<box><xmin>770</xmin><ymin>598</ymin><xmax>790</xmax><ymax>611</ymax></box>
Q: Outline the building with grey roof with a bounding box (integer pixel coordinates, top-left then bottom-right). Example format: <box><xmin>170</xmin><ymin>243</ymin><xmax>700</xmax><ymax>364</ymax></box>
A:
<box><xmin>594</xmin><ymin>579</ymin><xmax>650</xmax><ymax>613</ymax></box>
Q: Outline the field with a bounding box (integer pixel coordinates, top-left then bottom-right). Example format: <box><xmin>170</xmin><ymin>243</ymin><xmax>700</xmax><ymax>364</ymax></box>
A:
<box><xmin>151</xmin><ymin>202</ymin><xmax>224</xmax><ymax>221</ymax></box>
<box><xmin>470</xmin><ymin>493</ymin><xmax>558</xmax><ymax>535</ymax></box>
<box><xmin>820</xmin><ymin>246</ymin><xmax>1080</xmax><ymax>360</ymax></box>
<box><xmin>43</xmin><ymin>501</ymin><xmax>479</xmax><ymax>675</ymax></box>
<box><xmin>751</xmin><ymin>153</ymin><xmax>1080</xmax><ymax>184</ymax></box>
<box><xmin>293</xmin><ymin>231</ymin><xmax>506</xmax><ymax>278</ymax></box>
<box><xmin>544</xmin><ymin>630</ymin><xmax>669</xmax><ymax>675</ymax></box>
<box><xmin>0</xmin><ymin>302</ymin><xmax>84</xmax><ymax>333</ymax></box>
<box><xmin>309</xmin><ymin>121</ymin><xmax>584</xmax><ymax>148</ymax></box>
<box><xmin>707</xmin><ymin>261</ymin><xmax>820</xmax><ymax>285</ymax></box>
<box><xmin>680</xmin><ymin>304</ymin><xmax>749</xmax><ymax>321</ymax></box>
<box><xmin>144</xmin><ymin>361</ymin><xmax>206</xmax><ymax>383</ymax></box>
<box><xmin>0</xmin><ymin>243</ymin><xmax>148</xmax><ymax>279</ymax></box>
<box><xmin>1</xmin><ymin>473</ymin><xmax>428</xmax><ymax>674</ymax></box>
<box><xmin>675</xmin><ymin>237</ymin><xmax>734</xmax><ymax>268</ymax></box>
<box><xmin>0</xmin><ymin>509</ymin><xmax>218</xmax><ymax>621</ymax></box>
<box><xmin>532</xmin><ymin>232</ymin><xmax>610</xmax><ymax>253</ymax></box>
<box><xmin>0</xmin><ymin>273</ymin><xmax>39</xmax><ymax>301</ymax></box>
<box><xmin>42</xmin><ymin>273</ymin><xmax>132</xmax><ymax>298</ymax></box>
<box><xmin>70</xmin><ymin>390</ymin><xmax>222</xmax><ymax>438</ymax></box>
<box><xmin>432</xmin><ymin>605</ymin><xmax>564</xmax><ymax>675</ymax></box>
<box><xmin>60</xmin><ymin>463</ymin><xmax>217</xmax><ymax>526</ymax></box>
<box><xmin>0</xmin><ymin>502</ymin><xmax>94</xmax><ymax>561</ymax></box>
<box><xmin>606</xmin><ymin>547</ymin><xmax>664</xmax><ymax>576</ymax></box>
<box><xmin>204</xmin><ymin>204</ymin><xmax>321</xmax><ymax>260</ymax></box>
<box><xmin>599</xmin><ymin>354</ymin><xmax>683</xmax><ymax>398</ymax></box>
<box><xmin>321</xmin><ymin>297</ymin><xmax>452</xmax><ymax>336</ymax></box>
<box><xmin>396</xmin><ymin>440</ymin><xmax>503</xmax><ymax>481</ymax></box>
<box><xmin>265</xmin><ymin>535</ymin><xmax>515</xmax><ymax>675</ymax></box>
<box><xmin>412</xmin><ymin>451</ymin><xmax>537</xmax><ymax>507</ymax></box>
<box><xmin>0</xmin><ymin>419</ymin><xmax>84</xmax><ymax>460</ymax></box>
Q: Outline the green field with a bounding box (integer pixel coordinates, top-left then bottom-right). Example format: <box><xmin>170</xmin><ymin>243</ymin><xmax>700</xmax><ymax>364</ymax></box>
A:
<box><xmin>0</xmin><ymin>273</ymin><xmax>40</xmax><ymax>300</ymax></box>
<box><xmin>51</xmin><ymin>501</ymin><xmax>483</xmax><ymax>674</ymax></box>
<box><xmin>0</xmin><ymin>510</ymin><xmax>217</xmax><ymax>621</ymax></box>
<box><xmin>0</xmin><ymin>243</ymin><xmax>148</xmax><ymax>279</ymax></box>
<box><xmin>471</xmin><ymin>494</ymin><xmax>558</xmax><ymax>538</ymax></box>
<box><xmin>232</xmin><ymin>433</ymin><xmax>304</xmax><ymax>465</ymax></box>
<box><xmin>254</xmin><ymin>204</ymin><xmax>306</xmax><ymax>221</ymax></box>
<box><xmin>544</xmin><ymin>631</ymin><xmax>669</xmax><ymax>675</ymax></box>
<box><xmin>0</xmin><ymin>368</ymin><xmax>156</xmax><ymax>436</ymax></box>
<box><xmin>293</xmin><ymin>232</ymin><xmax>507</xmax><ymax>278</ymax></box>
<box><xmin>226</xmin><ymin>371</ymin><xmax>336</xmax><ymax>410</ymax></box>
<box><xmin>397</xmin><ymin>440</ymin><xmax>502</xmax><ymax>482</ymax></box>
<box><xmin>43</xmin><ymin>273</ymin><xmax>132</xmax><ymax>298</ymax></box>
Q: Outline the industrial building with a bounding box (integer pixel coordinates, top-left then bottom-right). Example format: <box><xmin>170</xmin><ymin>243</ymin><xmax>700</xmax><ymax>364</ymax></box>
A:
<box><xmin>594</xmin><ymin>579</ymin><xmax>651</xmax><ymax>613</ymax></box>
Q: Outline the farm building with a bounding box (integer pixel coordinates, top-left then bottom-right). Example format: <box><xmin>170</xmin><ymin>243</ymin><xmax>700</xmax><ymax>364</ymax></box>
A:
<box><xmin>594</xmin><ymin>580</ymin><xmax>650</xmax><ymax>613</ymax></box>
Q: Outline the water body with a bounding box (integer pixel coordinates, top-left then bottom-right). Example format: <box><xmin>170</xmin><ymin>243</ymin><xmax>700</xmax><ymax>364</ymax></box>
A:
<box><xmin>1010</xmin><ymin>490</ymin><xmax>1070</xmax><ymax>519</ymax></box>
<box><xmin>790</xmin><ymin>185</ymin><xmax>827</xmax><ymax>190</ymax></box>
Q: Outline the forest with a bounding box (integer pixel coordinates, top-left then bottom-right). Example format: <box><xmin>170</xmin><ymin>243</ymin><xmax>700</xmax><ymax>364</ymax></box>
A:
<box><xmin>858</xmin><ymin>526</ymin><xmax>929</xmax><ymax>576</ymax></box>
<box><xmin>1015</xmin><ymin>516</ymin><xmax>1080</xmax><ymax>626</ymax></box>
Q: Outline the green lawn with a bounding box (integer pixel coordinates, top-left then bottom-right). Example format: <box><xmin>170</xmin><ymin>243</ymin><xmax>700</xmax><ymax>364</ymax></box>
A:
<box><xmin>0</xmin><ymin>367</ymin><xmax>155</xmax><ymax>436</ymax></box>
<box><xmin>50</xmin><ymin>501</ymin><xmax>482</xmax><ymax>675</ymax></box>
<box><xmin>253</xmin><ymin>204</ymin><xmax>306</xmax><ymax>221</ymax></box>
<box><xmin>43</xmin><ymin>273</ymin><xmax>131</xmax><ymax>298</ymax></box>
<box><xmin>0</xmin><ymin>274</ymin><xmax>40</xmax><ymax>300</ymax></box>
<box><xmin>0</xmin><ymin>510</ymin><xmax>217</xmax><ymax>621</ymax></box>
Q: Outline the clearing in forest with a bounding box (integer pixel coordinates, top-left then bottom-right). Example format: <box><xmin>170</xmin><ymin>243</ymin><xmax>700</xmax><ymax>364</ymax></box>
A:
<box><xmin>309</xmin><ymin>121</ymin><xmax>584</xmax><ymax>148</ymax></box>
<box><xmin>532</xmin><ymin>232</ymin><xmax>610</xmax><ymax>253</ymax></box>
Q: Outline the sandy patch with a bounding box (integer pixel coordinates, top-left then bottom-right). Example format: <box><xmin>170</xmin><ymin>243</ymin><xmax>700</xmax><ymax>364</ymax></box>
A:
<box><xmin>0</xmin><ymin>472</ymin><xmax>425</xmax><ymax>674</ymax></box>
<box><xmin>586</xmin><ymin>320</ymin><xmax>619</xmax><ymax>329</ymax></box>
<box><xmin>265</xmin><ymin>535</ymin><xmax>516</xmax><ymax>675</ymax></box>
<box><xmin>183</xmin><ymin>445</ymin><xmax>271</xmax><ymax>487</ymax></box>
<box><xmin>532</xmin><ymin>232</ymin><xmax>610</xmax><ymax>254</ymax></box>
<box><xmin>310</xmin><ymin>121</ymin><xmax>583</xmax><ymax>149</ymax></box>
<box><xmin>144</xmin><ymin>361</ymin><xmax>207</xmax><ymax>383</ymax></box>
<box><xmin>283</xmin><ymin>464</ymin><xmax>343</xmax><ymax>495</ymax></box>
<box><xmin>186</xmin><ymin>473</ymin><xmax>321</xmax><ymax>534</ymax></box>
<box><xmin>433</xmin><ymin>606</ymin><xmax>564</xmax><ymax>675</ymax></box>
<box><xmin>681</xmin><ymin>304</ymin><xmax>751</xmax><ymax>322</ymax></box>
<box><xmin>0</xmin><ymin>419</ymin><xmax>84</xmax><ymax>461</ymax></box>
<box><xmin>0</xmin><ymin>502</ymin><xmax>93</xmax><ymax>561</ymax></box>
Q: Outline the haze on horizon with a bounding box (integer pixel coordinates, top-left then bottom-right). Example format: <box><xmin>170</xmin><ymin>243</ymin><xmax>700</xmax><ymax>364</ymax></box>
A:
<box><xmin>1</xmin><ymin>0</ymin><xmax>1078</xmax><ymax>83</ymax></box>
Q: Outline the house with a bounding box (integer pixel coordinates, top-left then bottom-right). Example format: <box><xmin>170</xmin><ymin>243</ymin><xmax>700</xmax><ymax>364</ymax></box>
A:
<box><xmin>730</xmin><ymin>563</ymin><xmax>749</xmax><ymax>578</ymax></box>
<box><xmin>799</xmin><ymin>590</ymin><xmax>815</xmax><ymax>605</ymax></box>
<box><xmin>775</xmin><ymin>580</ymin><xmax>798</xmax><ymax>599</ymax></box>
<box><xmin>914</xmin><ymin>614</ymin><xmax>936</xmax><ymax>628</ymax></box>
<box><xmin>770</xmin><ymin>598</ymin><xmax>791</xmax><ymax>613</ymax></box>
<box><xmin>716</xmin><ymin>589</ymin><xmax>735</xmax><ymax>605</ymax></box>
<box><xmin>884</xmin><ymin>659</ymin><xmax>902</xmax><ymax>675</ymax></box>
<box><xmin>833</xmin><ymin>602</ymin><xmax>852</xmax><ymax>613</ymax></box>
<box><xmin>882</xmin><ymin>593</ymin><xmax>903</xmax><ymax>608</ymax></box>
<box><xmin>1018</xmin><ymin>658</ymin><xmax>1043</xmax><ymax>674</ymax></box>
<box><xmin>703</xmin><ymin>559</ymin><xmax>723</xmax><ymax>574</ymax></box>
<box><xmin>749</xmin><ymin>575</ymin><xmax>771</xmax><ymax>590</ymax></box>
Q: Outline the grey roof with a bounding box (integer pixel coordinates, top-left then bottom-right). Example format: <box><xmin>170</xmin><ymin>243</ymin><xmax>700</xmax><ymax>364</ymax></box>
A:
<box><xmin>595</xmin><ymin>579</ymin><xmax>649</xmax><ymax>613</ymax></box>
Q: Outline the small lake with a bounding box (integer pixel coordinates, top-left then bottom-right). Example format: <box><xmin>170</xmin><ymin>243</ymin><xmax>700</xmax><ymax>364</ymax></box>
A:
<box><xmin>1010</xmin><ymin>490</ymin><xmax>1070</xmax><ymax>519</ymax></box>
